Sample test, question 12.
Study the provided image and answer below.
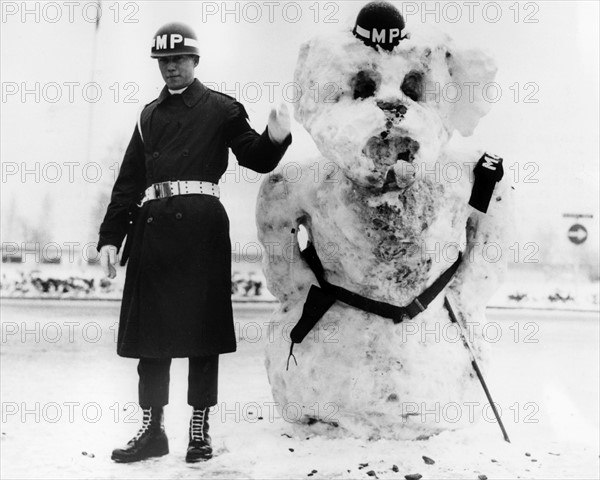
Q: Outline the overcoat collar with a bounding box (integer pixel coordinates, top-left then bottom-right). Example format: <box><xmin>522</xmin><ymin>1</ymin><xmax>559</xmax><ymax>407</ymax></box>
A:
<box><xmin>156</xmin><ymin>78</ymin><xmax>207</xmax><ymax>108</ymax></box>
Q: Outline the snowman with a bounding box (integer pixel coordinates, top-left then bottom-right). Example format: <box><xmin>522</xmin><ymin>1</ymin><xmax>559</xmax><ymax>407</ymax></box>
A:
<box><xmin>256</xmin><ymin>1</ymin><xmax>513</xmax><ymax>440</ymax></box>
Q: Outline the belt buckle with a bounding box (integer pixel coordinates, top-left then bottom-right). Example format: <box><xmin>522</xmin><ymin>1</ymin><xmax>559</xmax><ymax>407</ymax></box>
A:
<box><xmin>404</xmin><ymin>298</ymin><xmax>426</xmax><ymax>320</ymax></box>
<box><xmin>154</xmin><ymin>182</ymin><xmax>172</xmax><ymax>198</ymax></box>
<box><xmin>414</xmin><ymin>298</ymin><xmax>425</xmax><ymax>312</ymax></box>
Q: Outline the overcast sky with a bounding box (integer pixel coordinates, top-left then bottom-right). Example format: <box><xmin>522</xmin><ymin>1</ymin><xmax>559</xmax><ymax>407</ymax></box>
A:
<box><xmin>1</xmin><ymin>1</ymin><xmax>598</xmax><ymax>264</ymax></box>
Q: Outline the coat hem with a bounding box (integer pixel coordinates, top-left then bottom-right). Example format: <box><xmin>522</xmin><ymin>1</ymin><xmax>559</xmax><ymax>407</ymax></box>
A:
<box><xmin>117</xmin><ymin>346</ymin><xmax>237</xmax><ymax>359</ymax></box>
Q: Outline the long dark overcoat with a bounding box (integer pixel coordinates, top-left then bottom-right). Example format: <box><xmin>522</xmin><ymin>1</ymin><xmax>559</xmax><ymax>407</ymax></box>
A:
<box><xmin>97</xmin><ymin>79</ymin><xmax>291</xmax><ymax>358</ymax></box>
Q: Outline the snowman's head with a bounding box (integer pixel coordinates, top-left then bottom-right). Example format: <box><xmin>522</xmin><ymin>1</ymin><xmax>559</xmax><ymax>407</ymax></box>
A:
<box><xmin>293</xmin><ymin>27</ymin><xmax>497</xmax><ymax>190</ymax></box>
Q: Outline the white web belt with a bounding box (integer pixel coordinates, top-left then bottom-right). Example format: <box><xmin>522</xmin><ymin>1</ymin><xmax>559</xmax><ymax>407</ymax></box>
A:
<box><xmin>140</xmin><ymin>181</ymin><xmax>220</xmax><ymax>205</ymax></box>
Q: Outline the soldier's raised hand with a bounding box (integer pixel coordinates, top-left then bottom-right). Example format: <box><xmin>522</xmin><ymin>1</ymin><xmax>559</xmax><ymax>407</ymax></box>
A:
<box><xmin>267</xmin><ymin>103</ymin><xmax>291</xmax><ymax>145</ymax></box>
<box><xmin>100</xmin><ymin>245</ymin><xmax>118</xmax><ymax>279</ymax></box>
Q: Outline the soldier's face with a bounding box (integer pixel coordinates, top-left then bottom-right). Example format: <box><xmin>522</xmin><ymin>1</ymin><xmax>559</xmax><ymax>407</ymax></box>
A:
<box><xmin>158</xmin><ymin>55</ymin><xmax>198</xmax><ymax>90</ymax></box>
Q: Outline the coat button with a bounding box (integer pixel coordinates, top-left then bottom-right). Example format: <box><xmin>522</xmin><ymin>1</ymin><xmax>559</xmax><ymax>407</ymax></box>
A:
<box><xmin>175</xmin><ymin>212</ymin><xmax>183</xmax><ymax>220</ymax></box>
<box><xmin>153</xmin><ymin>152</ymin><xmax>160</xmax><ymax>159</ymax></box>
<box><xmin>147</xmin><ymin>217</ymin><xmax>153</xmax><ymax>224</ymax></box>
<box><xmin>182</xmin><ymin>149</ymin><xmax>189</xmax><ymax>157</ymax></box>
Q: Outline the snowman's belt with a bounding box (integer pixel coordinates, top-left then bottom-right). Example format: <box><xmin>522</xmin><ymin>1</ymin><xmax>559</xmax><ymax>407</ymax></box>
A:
<box><xmin>289</xmin><ymin>244</ymin><xmax>462</xmax><ymax>345</ymax></box>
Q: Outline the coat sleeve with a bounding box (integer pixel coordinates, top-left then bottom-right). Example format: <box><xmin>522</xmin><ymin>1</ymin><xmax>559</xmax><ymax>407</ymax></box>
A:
<box><xmin>225</xmin><ymin>101</ymin><xmax>292</xmax><ymax>174</ymax></box>
<box><xmin>96</xmin><ymin>125</ymin><xmax>146</xmax><ymax>253</ymax></box>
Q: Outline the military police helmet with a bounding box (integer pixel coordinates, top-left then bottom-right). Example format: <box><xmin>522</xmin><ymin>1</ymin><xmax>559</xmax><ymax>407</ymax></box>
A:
<box><xmin>352</xmin><ymin>1</ymin><xmax>407</xmax><ymax>52</ymax></box>
<box><xmin>150</xmin><ymin>22</ymin><xmax>200</xmax><ymax>58</ymax></box>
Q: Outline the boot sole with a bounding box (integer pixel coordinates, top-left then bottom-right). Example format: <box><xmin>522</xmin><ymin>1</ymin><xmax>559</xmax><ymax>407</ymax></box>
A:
<box><xmin>111</xmin><ymin>448</ymin><xmax>169</xmax><ymax>463</ymax></box>
<box><xmin>185</xmin><ymin>454</ymin><xmax>213</xmax><ymax>463</ymax></box>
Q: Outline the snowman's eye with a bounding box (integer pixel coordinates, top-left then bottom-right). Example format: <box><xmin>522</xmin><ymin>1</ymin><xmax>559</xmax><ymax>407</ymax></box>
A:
<box><xmin>352</xmin><ymin>70</ymin><xmax>380</xmax><ymax>99</ymax></box>
<box><xmin>401</xmin><ymin>70</ymin><xmax>424</xmax><ymax>102</ymax></box>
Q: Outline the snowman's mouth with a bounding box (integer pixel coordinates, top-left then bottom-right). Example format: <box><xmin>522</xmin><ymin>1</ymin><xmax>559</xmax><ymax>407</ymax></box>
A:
<box><xmin>362</xmin><ymin>135</ymin><xmax>420</xmax><ymax>191</ymax></box>
<box><xmin>381</xmin><ymin>168</ymin><xmax>399</xmax><ymax>193</ymax></box>
<box><xmin>363</xmin><ymin>135</ymin><xmax>420</xmax><ymax>167</ymax></box>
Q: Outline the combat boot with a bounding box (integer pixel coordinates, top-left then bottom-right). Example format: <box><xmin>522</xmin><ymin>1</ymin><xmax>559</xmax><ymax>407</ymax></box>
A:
<box><xmin>111</xmin><ymin>406</ymin><xmax>169</xmax><ymax>463</ymax></box>
<box><xmin>185</xmin><ymin>407</ymin><xmax>213</xmax><ymax>462</ymax></box>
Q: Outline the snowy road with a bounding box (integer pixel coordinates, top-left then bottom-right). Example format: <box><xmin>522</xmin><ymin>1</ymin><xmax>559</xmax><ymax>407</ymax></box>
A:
<box><xmin>1</xmin><ymin>300</ymin><xmax>598</xmax><ymax>479</ymax></box>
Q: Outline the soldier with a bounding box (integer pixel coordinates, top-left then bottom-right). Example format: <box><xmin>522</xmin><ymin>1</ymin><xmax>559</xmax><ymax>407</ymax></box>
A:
<box><xmin>97</xmin><ymin>22</ymin><xmax>291</xmax><ymax>463</ymax></box>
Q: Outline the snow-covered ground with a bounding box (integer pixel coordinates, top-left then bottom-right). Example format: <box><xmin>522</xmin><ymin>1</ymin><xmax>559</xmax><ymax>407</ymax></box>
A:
<box><xmin>1</xmin><ymin>300</ymin><xmax>598</xmax><ymax>479</ymax></box>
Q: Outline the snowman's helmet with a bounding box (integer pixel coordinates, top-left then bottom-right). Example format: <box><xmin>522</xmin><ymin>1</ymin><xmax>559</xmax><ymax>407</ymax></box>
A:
<box><xmin>352</xmin><ymin>1</ymin><xmax>407</xmax><ymax>52</ymax></box>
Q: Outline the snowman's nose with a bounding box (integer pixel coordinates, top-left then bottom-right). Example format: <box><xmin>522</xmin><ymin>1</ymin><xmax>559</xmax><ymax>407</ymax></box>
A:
<box><xmin>376</xmin><ymin>100</ymin><xmax>408</xmax><ymax>115</ymax></box>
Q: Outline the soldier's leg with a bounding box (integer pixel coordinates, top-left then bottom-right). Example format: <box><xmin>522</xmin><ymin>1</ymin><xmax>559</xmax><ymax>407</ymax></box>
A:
<box><xmin>188</xmin><ymin>355</ymin><xmax>219</xmax><ymax>407</ymax></box>
<box><xmin>111</xmin><ymin>358</ymin><xmax>172</xmax><ymax>463</ymax></box>
<box><xmin>138</xmin><ymin>358</ymin><xmax>172</xmax><ymax>407</ymax></box>
<box><xmin>185</xmin><ymin>355</ymin><xmax>219</xmax><ymax>463</ymax></box>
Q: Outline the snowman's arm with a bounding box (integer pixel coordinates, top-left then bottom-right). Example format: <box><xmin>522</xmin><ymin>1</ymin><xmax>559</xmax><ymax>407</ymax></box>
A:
<box><xmin>256</xmin><ymin>170</ymin><xmax>315</xmax><ymax>303</ymax></box>
<box><xmin>452</xmin><ymin>176</ymin><xmax>515</xmax><ymax>305</ymax></box>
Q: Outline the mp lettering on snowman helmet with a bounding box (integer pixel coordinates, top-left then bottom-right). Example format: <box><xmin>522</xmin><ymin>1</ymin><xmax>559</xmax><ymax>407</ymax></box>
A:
<box><xmin>355</xmin><ymin>25</ymin><xmax>401</xmax><ymax>44</ymax></box>
<box><xmin>352</xmin><ymin>2</ymin><xmax>407</xmax><ymax>51</ymax></box>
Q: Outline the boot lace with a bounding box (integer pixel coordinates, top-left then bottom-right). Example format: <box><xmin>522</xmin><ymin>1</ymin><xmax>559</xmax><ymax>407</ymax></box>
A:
<box><xmin>130</xmin><ymin>407</ymin><xmax>152</xmax><ymax>443</ymax></box>
<box><xmin>189</xmin><ymin>408</ymin><xmax>207</xmax><ymax>442</ymax></box>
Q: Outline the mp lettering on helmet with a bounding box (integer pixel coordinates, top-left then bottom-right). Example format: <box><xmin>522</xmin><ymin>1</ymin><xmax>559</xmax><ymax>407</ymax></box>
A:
<box><xmin>152</xmin><ymin>34</ymin><xmax>198</xmax><ymax>51</ymax></box>
<box><xmin>170</xmin><ymin>34</ymin><xmax>183</xmax><ymax>48</ymax></box>
<box><xmin>371</xmin><ymin>27</ymin><xmax>400</xmax><ymax>44</ymax></box>
<box><xmin>481</xmin><ymin>153</ymin><xmax>502</xmax><ymax>170</ymax></box>
<box><xmin>355</xmin><ymin>25</ymin><xmax>400</xmax><ymax>44</ymax></box>
<box><xmin>352</xmin><ymin>1</ymin><xmax>407</xmax><ymax>51</ymax></box>
<box><xmin>150</xmin><ymin>22</ymin><xmax>200</xmax><ymax>58</ymax></box>
<box><xmin>154</xmin><ymin>34</ymin><xmax>168</xmax><ymax>50</ymax></box>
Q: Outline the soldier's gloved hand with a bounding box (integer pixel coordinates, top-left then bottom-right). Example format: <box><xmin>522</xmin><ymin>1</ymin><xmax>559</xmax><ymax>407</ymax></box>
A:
<box><xmin>267</xmin><ymin>103</ymin><xmax>291</xmax><ymax>145</ymax></box>
<box><xmin>100</xmin><ymin>245</ymin><xmax>118</xmax><ymax>279</ymax></box>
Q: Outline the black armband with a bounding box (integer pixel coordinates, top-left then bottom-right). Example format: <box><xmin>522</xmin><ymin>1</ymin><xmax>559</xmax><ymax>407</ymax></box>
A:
<box><xmin>469</xmin><ymin>153</ymin><xmax>504</xmax><ymax>214</ymax></box>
